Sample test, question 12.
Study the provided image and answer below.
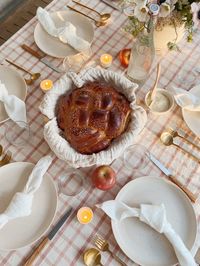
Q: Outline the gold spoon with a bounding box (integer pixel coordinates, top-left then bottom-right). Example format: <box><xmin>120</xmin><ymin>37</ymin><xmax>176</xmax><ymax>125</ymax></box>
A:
<box><xmin>0</xmin><ymin>151</ymin><xmax>12</xmax><ymax>167</ymax></box>
<box><xmin>72</xmin><ymin>0</ymin><xmax>111</xmax><ymax>22</ymax></box>
<box><xmin>160</xmin><ymin>131</ymin><xmax>200</xmax><ymax>163</ymax></box>
<box><xmin>5</xmin><ymin>59</ymin><xmax>41</xmax><ymax>85</ymax></box>
<box><xmin>83</xmin><ymin>248</ymin><xmax>103</xmax><ymax>266</ymax></box>
<box><xmin>167</xmin><ymin>128</ymin><xmax>200</xmax><ymax>151</ymax></box>
<box><xmin>67</xmin><ymin>5</ymin><xmax>107</xmax><ymax>27</ymax></box>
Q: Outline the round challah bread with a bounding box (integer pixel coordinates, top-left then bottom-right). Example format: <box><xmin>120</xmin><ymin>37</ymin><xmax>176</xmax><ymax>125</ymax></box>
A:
<box><xmin>56</xmin><ymin>81</ymin><xmax>131</xmax><ymax>154</ymax></box>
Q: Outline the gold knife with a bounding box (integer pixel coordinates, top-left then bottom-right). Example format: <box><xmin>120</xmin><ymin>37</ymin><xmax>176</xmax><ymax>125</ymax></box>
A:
<box><xmin>23</xmin><ymin>207</ymin><xmax>73</xmax><ymax>266</ymax></box>
<box><xmin>21</xmin><ymin>44</ymin><xmax>63</xmax><ymax>73</ymax></box>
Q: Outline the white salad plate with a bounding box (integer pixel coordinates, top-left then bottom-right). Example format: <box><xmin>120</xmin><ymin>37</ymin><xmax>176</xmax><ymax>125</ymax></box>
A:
<box><xmin>34</xmin><ymin>10</ymin><xmax>94</xmax><ymax>58</ymax></box>
<box><xmin>182</xmin><ymin>85</ymin><xmax>200</xmax><ymax>138</ymax></box>
<box><xmin>111</xmin><ymin>176</ymin><xmax>197</xmax><ymax>266</ymax></box>
<box><xmin>0</xmin><ymin>65</ymin><xmax>27</xmax><ymax>124</ymax></box>
<box><xmin>0</xmin><ymin>162</ymin><xmax>57</xmax><ymax>250</ymax></box>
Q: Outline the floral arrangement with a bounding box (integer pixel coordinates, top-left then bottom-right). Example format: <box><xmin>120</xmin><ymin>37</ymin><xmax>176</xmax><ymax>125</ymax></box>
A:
<box><xmin>123</xmin><ymin>0</ymin><xmax>200</xmax><ymax>50</ymax></box>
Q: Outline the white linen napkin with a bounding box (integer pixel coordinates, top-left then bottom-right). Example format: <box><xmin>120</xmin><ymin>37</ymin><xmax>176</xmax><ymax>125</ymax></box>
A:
<box><xmin>36</xmin><ymin>7</ymin><xmax>90</xmax><ymax>52</ymax></box>
<box><xmin>172</xmin><ymin>87</ymin><xmax>200</xmax><ymax>111</ymax></box>
<box><xmin>97</xmin><ymin>200</ymin><xmax>196</xmax><ymax>266</ymax></box>
<box><xmin>0</xmin><ymin>155</ymin><xmax>53</xmax><ymax>230</ymax></box>
<box><xmin>0</xmin><ymin>80</ymin><xmax>27</xmax><ymax>123</ymax></box>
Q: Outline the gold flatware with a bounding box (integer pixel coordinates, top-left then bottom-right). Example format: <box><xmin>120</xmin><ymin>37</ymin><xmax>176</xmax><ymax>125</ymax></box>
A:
<box><xmin>0</xmin><ymin>151</ymin><xmax>12</xmax><ymax>166</ymax></box>
<box><xmin>94</xmin><ymin>235</ymin><xmax>126</xmax><ymax>266</ymax></box>
<box><xmin>83</xmin><ymin>248</ymin><xmax>103</xmax><ymax>266</ymax></box>
<box><xmin>160</xmin><ymin>131</ymin><xmax>200</xmax><ymax>163</ymax></box>
<box><xmin>167</xmin><ymin>128</ymin><xmax>200</xmax><ymax>151</ymax></box>
<box><xmin>72</xmin><ymin>0</ymin><xmax>111</xmax><ymax>22</ymax></box>
<box><xmin>67</xmin><ymin>5</ymin><xmax>107</xmax><ymax>27</ymax></box>
<box><xmin>5</xmin><ymin>59</ymin><xmax>41</xmax><ymax>85</ymax></box>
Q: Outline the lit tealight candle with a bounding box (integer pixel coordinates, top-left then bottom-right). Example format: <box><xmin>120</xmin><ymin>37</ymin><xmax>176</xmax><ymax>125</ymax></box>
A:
<box><xmin>40</xmin><ymin>79</ymin><xmax>53</xmax><ymax>92</ymax></box>
<box><xmin>100</xmin><ymin>54</ymin><xmax>113</xmax><ymax>68</ymax></box>
<box><xmin>77</xmin><ymin>207</ymin><xmax>93</xmax><ymax>224</ymax></box>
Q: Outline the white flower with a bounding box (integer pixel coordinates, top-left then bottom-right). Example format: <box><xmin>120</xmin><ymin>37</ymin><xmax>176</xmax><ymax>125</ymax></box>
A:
<box><xmin>134</xmin><ymin>5</ymin><xmax>149</xmax><ymax>22</ymax></box>
<box><xmin>191</xmin><ymin>3</ymin><xmax>200</xmax><ymax>29</ymax></box>
<box><xmin>165</xmin><ymin>0</ymin><xmax>178</xmax><ymax>5</ymax></box>
<box><xmin>133</xmin><ymin>0</ymin><xmax>148</xmax><ymax>7</ymax></box>
<box><xmin>159</xmin><ymin>3</ymin><xmax>171</xmax><ymax>17</ymax></box>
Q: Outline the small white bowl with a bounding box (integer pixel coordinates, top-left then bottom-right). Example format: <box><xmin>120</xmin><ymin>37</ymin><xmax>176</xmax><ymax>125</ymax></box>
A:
<box><xmin>145</xmin><ymin>88</ymin><xmax>174</xmax><ymax>115</ymax></box>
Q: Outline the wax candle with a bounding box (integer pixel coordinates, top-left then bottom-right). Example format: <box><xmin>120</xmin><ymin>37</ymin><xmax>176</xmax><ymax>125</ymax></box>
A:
<box><xmin>100</xmin><ymin>54</ymin><xmax>113</xmax><ymax>68</ymax></box>
<box><xmin>40</xmin><ymin>79</ymin><xmax>53</xmax><ymax>92</ymax></box>
<box><xmin>77</xmin><ymin>207</ymin><xmax>93</xmax><ymax>224</ymax></box>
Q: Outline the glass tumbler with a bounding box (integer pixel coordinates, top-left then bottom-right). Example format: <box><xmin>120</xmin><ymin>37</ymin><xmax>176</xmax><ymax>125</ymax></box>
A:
<box><xmin>58</xmin><ymin>168</ymin><xmax>84</xmax><ymax>197</ymax></box>
<box><xmin>4</xmin><ymin>120</ymin><xmax>31</xmax><ymax>147</ymax></box>
<box><xmin>63</xmin><ymin>48</ymin><xmax>92</xmax><ymax>73</ymax></box>
<box><xmin>123</xmin><ymin>144</ymin><xmax>149</xmax><ymax>172</ymax></box>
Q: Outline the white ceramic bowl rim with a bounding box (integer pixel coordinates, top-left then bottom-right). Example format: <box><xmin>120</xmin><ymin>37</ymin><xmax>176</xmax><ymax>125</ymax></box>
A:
<box><xmin>145</xmin><ymin>88</ymin><xmax>174</xmax><ymax>114</ymax></box>
<box><xmin>39</xmin><ymin>67</ymin><xmax>147</xmax><ymax>168</ymax></box>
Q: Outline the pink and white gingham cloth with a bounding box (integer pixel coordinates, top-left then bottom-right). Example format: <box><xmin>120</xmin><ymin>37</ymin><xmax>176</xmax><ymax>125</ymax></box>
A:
<box><xmin>0</xmin><ymin>0</ymin><xmax>200</xmax><ymax>265</ymax></box>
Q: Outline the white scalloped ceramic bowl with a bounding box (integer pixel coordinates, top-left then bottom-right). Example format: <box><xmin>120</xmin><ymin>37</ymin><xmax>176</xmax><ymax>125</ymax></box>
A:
<box><xmin>40</xmin><ymin>67</ymin><xmax>147</xmax><ymax>168</ymax></box>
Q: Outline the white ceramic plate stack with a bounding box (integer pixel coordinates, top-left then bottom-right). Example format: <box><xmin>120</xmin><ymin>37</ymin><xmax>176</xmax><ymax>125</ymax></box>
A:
<box><xmin>34</xmin><ymin>10</ymin><xmax>94</xmax><ymax>58</ymax></box>
<box><xmin>182</xmin><ymin>85</ymin><xmax>200</xmax><ymax>138</ymax></box>
<box><xmin>0</xmin><ymin>65</ymin><xmax>27</xmax><ymax>124</ymax></box>
<box><xmin>111</xmin><ymin>176</ymin><xmax>197</xmax><ymax>266</ymax></box>
<box><xmin>0</xmin><ymin>162</ymin><xmax>57</xmax><ymax>250</ymax></box>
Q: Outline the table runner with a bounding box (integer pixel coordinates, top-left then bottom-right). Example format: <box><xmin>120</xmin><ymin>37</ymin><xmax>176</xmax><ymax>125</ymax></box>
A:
<box><xmin>0</xmin><ymin>0</ymin><xmax>200</xmax><ymax>265</ymax></box>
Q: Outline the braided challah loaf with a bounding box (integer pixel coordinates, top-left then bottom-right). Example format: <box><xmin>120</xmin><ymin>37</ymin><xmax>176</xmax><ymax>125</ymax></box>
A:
<box><xmin>56</xmin><ymin>81</ymin><xmax>131</xmax><ymax>154</ymax></box>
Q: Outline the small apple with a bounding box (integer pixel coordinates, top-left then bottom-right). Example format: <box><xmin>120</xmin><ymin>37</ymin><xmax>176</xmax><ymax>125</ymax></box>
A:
<box><xmin>91</xmin><ymin>165</ymin><xmax>116</xmax><ymax>191</ymax></box>
<box><xmin>118</xmin><ymin>48</ymin><xmax>131</xmax><ymax>68</ymax></box>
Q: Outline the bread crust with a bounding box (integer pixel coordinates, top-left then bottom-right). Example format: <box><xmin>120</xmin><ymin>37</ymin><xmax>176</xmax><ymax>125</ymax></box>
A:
<box><xmin>56</xmin><ymin>82</ymin><xmax>131</xmax><ymax>154</ymax></box>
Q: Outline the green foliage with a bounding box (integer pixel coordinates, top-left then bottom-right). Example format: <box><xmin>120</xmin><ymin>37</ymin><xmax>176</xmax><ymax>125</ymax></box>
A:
<box><xmin>124</xmin><ymin>17</ymin><xmax>145</xmax><ymax>37</ymax></box>
<box><xmin>167</xmin><ymin>41</ymin><xmax>181</xmax><ymax>51</ymax></box>
<box><xmin>123</xmin><ymin>0</ymin><xmax>198</xmax><ymax>49</ymax></box>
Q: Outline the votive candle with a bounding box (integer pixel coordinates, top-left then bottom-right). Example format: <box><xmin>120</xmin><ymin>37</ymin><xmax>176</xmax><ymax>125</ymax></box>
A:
<box><xmin>40</xmin><ymin>79</ymin><xmax>53</xmax><ymax>92</ymax></box>
<box><xmin>100</xmin><ymin>54</ymin><xmax>113</xmax><ymax>68</ymax></box>
<box><xmin>77</xmin><ymin>207</ymin><xmax>93</xmax><ymax>224</ymax></box>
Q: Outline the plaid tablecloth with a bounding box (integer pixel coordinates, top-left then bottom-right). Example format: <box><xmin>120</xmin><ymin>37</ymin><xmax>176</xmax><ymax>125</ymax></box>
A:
<box><xmin>0</xmin><ymin>0</ymin><xmax>200</xmax><ymax>265</ymax></box>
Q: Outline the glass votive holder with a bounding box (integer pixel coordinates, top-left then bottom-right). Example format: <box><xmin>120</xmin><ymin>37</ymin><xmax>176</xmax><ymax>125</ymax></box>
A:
<box><xmin>77</xmin><ymin>207</ymin><xmax>93</xmax><ymax>224</ymax></box>
<box><xmin>4</xmin><ymin>120</ymin><xmax>31</xmax><ymax>147</ymax></box>
<box><xmin>123</xmin><ymin>144</ymin><xmax>149</xmax><ymax>172</ymax></box>
<box><xmin>176</xmin><ymin>68</ymin><xmax>198</xmax><ymax>90</ymax></box>
<box><xmin>63</xmin><ymin>48</ymin><xmax>92</xmax><ymax>73</ymax></box>
<box><xmin>58</xmin><ymin>168</ymin><xmax>84</xmax><ymax>197</ymax></box>
<box><xmin>40</xmin><ymin>79</ymin><xmax>53</xmax><ymax>93</ymax></box>
<box><xmin>100</xmin><ymin>54</ymin><xmax>113</xmax><ymax>68</ymax></box>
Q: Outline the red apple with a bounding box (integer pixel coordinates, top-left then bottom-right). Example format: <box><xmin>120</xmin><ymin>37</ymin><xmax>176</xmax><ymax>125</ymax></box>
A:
<box><xmin>118</xmin><ymin>48</ymin><xmax>131</xmax><ymax>68</ymax></box>
<box><xmin>91</xmin><ymin>165</ymin><xmax>116</xmax><ymax>191</ymax></box>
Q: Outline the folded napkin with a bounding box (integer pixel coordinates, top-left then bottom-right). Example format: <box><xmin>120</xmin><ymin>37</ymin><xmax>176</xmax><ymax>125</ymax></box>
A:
<box><xmin>97</xmin><ymin>200</ymin><xmax>196</xmax><ymax>266</ymax></box>
<box><xmin>37</xmin><ymin>7</ymin><xmax>90</xmax><ymax>52</ymax></box>
<box><xmin>0</xmin><ymin>155</ymin><xmax>53</xmax><ymax>230</ymax></box>
<box><xmin>172</xmin><ymin>87</ymin><xmax>200</xmax><ymax>112</ymax></box>
<box><xmin>0</xmin><ymin>80</ymin><xmax>27</xmax><ymax>123</ymax></box>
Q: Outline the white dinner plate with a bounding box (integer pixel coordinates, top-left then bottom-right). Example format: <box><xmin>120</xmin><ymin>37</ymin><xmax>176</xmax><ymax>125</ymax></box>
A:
<box><xmin>34</xmin><ymin>10</ymin><xmax>94</xmax><ymax>58</ymax></box>
<box><xmin>111</xmin><ymin>176</ymin><xmax>197</xmax><ymax>266</ymax></box>
<box><xmin>182</xmin><ymin>85</ymin><xmax>200</xmax><ymax>137</ymax></box>
<box><xmin>0</xmin><ymin>66</ymin><xmax>27</xmax><ymax>124</ymax></box>
<box><xmin>0</xmin><ymin>162</ymin><xmax>57</xmax><ymax>250</ymax></box>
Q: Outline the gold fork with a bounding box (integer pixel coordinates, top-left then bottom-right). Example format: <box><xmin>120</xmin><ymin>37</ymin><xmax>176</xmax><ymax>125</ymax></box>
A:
<box><xmin>0</xmin><ymin>151</ymin><xmax>12</xmax><ymax>166</ymax></box>
<box><xmin>94</xmin><ymin>235</ymin><xmax>126</xmax><ymax>266</ymax></box>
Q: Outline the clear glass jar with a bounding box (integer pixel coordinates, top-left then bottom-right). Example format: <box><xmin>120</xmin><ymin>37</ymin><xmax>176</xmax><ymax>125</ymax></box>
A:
<box><xmin>127</xmin><ymin>9</ymin><xmax>158</xmax><ymax>85</ymax></box>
